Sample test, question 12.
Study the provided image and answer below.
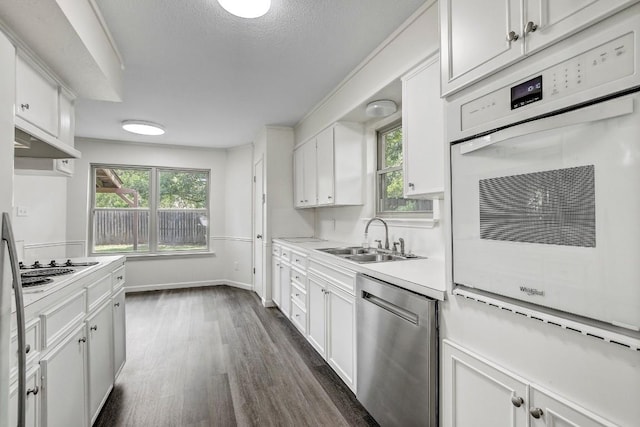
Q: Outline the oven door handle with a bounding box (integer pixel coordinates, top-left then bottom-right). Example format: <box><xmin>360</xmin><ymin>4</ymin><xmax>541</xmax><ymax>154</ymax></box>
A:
<box><xmin>459</xmin><ymin>97</ymin><xmax>634</xmax><ymax>155</ymax></box>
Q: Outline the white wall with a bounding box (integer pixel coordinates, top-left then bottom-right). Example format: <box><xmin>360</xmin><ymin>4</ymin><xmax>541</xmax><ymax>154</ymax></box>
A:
<box><xmin>67</xmin><ymin>138</ymin><xmax>253</xmax><ymax>291</ymax></box>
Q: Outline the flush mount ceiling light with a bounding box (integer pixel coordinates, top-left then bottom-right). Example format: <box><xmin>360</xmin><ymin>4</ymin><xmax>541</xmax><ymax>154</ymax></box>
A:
<box><xmin>365</xmin><ymin>99</ymin><xmax>397</xmax><ymax>118</ymax></box>
<box><xmin>217</xmin><ymin>0</ymin><xmax>271</xmax><ymax>18</ymax></box>
<box><xmin>121</xmin><ymin>120</ymin><xmax>165</xmax><ymax>136</ymax></box>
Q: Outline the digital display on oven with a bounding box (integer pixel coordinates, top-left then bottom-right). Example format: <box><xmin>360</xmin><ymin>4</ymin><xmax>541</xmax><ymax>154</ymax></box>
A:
<box><xmin>511</xmin><ymin>75</ymin><xmax>542</xmax><ymax>110</ymax></box>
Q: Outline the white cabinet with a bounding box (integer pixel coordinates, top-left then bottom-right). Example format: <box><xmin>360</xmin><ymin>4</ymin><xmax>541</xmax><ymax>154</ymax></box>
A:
<box><xmin>279</xmin><ymin>261</ymin><xmax>291</xmax><ymax>317</ymax></box>
<box><xmin>40</xmin><ymin>324</ymin><xmax>88</xmax><ymax>427</ymax></box>
<box><xmin>440</xmin><ymin>0</ymin><xmax>638</xmax><ymax>95</ymax></box>
<box><xmin>271</xmin><ymin>253</ymin><xmax>281</xmax><ymax>307</ymax></box>
<box><xmin>112</xmin><ymin>288</ymin><xmax>126</xmax><ymax>379</ymax></box>
<box><xmin>307</xmin><ymin>274</ymin><xmax>328</xmax><ymax>358</ymax></box>
<box><xmin>9</xmin><ymin>366</ymin><xmax>40</xmax><ymax>427</ymax></box>
<box><xmin>326</xmin><ymin>285</ymin><xmax>355</xmax><ymax>389</ymax></box>
<box><xmin>16</xmin><ymin>55</ymin><xmax>59</xmax><ymax>137</ymax></box>
<box><xmin>86</xmin><ymin>301</ymin><xmax>114</xmax><ymax>425</ymax></box>
<box><xmin>293</xmin><ymin>122</ymin><xmax>363</xmax><ymax>208</ymax></box>
<box><xmin>442</xmin><ymin>340</ymin><xmax>618</xmax><ymax>427</ymax></box>
<box><xmin>402</xmin><ymin>55</ymin><xmax>444</xmax><ymax>199</ymax></box>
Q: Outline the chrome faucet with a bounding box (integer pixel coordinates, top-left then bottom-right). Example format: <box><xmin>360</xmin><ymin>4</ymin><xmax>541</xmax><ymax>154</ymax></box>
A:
<box><xmin>364</xmin><ymin>217</ymin><xmax>389</xmax><ymax>250</ymax></box>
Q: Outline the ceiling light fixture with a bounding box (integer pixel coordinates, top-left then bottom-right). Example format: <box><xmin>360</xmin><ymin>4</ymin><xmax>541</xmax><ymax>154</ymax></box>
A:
<box><xmin>217</xmin><ymin>0</ymin><xmax>271</xmax><ymax>18</ymax></box>
<box><xmin>365</xmin><ymin>100</ymin><xmax>398</xmax><ymax>118</ymax></box>
<box><xmin>121</xmin><ymin>120</ymin><xmax>165</xmax><ymax>136</ymax></box>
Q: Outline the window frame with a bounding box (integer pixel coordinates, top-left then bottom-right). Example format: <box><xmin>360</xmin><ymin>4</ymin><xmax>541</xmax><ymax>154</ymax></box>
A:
<box><xmin>89</xmin><ymin>164</ymin><xmax>211</xmax><ymax>256</ymax></box>
<box><xmin>375</xmin><ymin>121</ymin><xmax>431</xmax><ymax>218</ymax></box>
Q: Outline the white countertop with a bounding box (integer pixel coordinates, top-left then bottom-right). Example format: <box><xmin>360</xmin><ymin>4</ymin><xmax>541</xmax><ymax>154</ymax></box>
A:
<box><xmin>273</xmin><ymin>239</ymin><xmax>446</xmax><ymax>300</ymax></box>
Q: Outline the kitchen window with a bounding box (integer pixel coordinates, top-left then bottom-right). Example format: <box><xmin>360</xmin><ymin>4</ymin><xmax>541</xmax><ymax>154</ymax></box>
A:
<box><xmin>90</xmin><ymin>165</ymin><xmax>210</xmax><ymax>255</ymax></box>
<box><xmin>376</xmin><ymin>122</ymin><xmax>431</xmax><ymax>216</ymax></box>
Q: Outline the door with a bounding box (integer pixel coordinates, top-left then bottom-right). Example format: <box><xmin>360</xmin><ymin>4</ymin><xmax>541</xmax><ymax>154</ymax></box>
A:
<box><xmin>271</xmin><ymin>256</ymin><xmax>281</xmax><ymax>307</ymax></box>
<box><xmin>87</xmin><ymin>301</ymin><xmax>114</xmax><ymax>424</ymax></box>
<box><xmin>327</xmin><ymin>285</ymin><xmax>355</xmax><ymax>390</ymax></box>
<box><xmin>316</xmin><ymin>127</ymin><xmax>334</xmax><ymax>206</ymax></box>
<box><xmin>9</xmin><ymin>366</ymin><xmax>39</xmax><ymax>427</ymax></box>
<box><xmin>307</xmin><ymin>274</ymin><xmax>327</xmax><ymax>357</ymax></box>
<box><xmin>529</xmin><ymin>385</ymin><xmax>618</xmax><ymax>427</ymax></box>
<box><xmin>451</xmin><ymin>93</ymin><xmax>640</xmax><ymax>329</ymax></box>
<box><xmin>293</xmin><ymin>147</ymin><xmax>305</xmax><ymax>208</ymax></box>
<box><xmin>112</xmin><ymin>289</ymin><xmax>126</xmax><ymax>378</ymax></box>
<box><xmin>279</xmin><ymin>263</ymin><xmax>291</xmax><ymax>317</ymax></box>
<box><xmin>302</xmin><ymin>140</ymin><xmax>317</xmax><ymax>206</ymax></box>
<box><xmin>253</xmin><ymin>158</ymin><xmax>265</xmax><ymax>299</ymax></box>
<box><xmin>0</xmin><ymin>30</ymin><xmax>15</xmax><ymax>427</ymax></box>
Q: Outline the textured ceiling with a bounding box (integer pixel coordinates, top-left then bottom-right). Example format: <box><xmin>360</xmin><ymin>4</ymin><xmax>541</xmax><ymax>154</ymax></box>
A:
<box><xmin>74</xmin><ymin>0</ymin><xmax>425</xmax><ymax>148</ymax></box>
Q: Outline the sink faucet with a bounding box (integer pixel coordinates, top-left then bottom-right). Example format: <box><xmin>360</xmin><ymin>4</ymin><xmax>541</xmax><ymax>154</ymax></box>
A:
<box><xmin>364</xmin><ymin>217</ymin><xmax>389</xmax><ymax>250</ymax></box>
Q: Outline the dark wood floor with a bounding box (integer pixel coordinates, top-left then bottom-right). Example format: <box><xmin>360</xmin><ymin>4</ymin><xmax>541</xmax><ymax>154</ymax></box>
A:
<box><xmin>94</xmin><ymin>286</ymin><xmax>377</xmax><ymax>427</ymax></box>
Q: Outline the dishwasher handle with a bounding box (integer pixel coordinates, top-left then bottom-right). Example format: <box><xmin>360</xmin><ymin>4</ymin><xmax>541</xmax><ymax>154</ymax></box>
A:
<box><xmin>362</xmin><ymin>291</ymin><xmax>419</xmax><ymax>325</ymax></box>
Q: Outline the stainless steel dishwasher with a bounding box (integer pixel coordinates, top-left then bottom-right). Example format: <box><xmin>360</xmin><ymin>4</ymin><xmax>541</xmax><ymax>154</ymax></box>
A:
<box><xmin>356</xmin><ymin>274</ymin><xmax>437</xmax><ymax>427</ymax></box>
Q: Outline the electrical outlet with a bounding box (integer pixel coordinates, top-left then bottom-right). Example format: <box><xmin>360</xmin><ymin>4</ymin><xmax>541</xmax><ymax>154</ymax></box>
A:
<box><xmin>16</xmin><ymin>206</ymin><xmax>28</xmax><ymax>217</ymax></box>
<box><xmin>234</xmin><ymin>261</ymin><xmax>239</xmax><ymax>271</ymax></box>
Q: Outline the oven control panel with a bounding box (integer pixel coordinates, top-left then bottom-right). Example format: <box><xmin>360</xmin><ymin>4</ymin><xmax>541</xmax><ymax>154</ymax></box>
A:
<box><xmin>461</xmin><ymin>32</ymin><xmax>635</xmax><ymax>131</ymax></box>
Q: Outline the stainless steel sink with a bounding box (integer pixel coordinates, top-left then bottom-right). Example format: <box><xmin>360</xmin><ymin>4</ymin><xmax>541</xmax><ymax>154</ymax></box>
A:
<box><xmin>318</xmin><ymin>247</ymin><xmax>369</xmax><ymax>256</ymax></box>
<box><xmin>317</xmin><ymin>246</ymin><xmax>425</xmax><ymax>263</ymax></box>
<box><xmin>345</xmin><ymin>253</ymin><xmax>407</xmax><ymax>263</ymax></box>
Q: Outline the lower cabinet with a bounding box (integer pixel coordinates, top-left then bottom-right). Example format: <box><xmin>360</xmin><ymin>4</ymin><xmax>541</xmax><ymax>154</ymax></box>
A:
<box><xmin>9</xmin><ymin>366</ymin><xmax>40</xmax><ymax>427</ymax></box>
<box><xmin>279</xmin><ymin>262</ymin><xmax>291</xmax><ymax>317</ymax></box>
<box><xmin>112</xmin><ymin>288</ymin><xmax>126</xmax><ymax>378</ymax></box>
<box><xmin>271</xmin><ymin>255</ymin><xmax>281</xmax><ymax>307</ymax></box>
<box><xmin>40</xmin><ymin>324</ymin><xmax>88</xmax><ymax>427</ymax></box>
<box><xmin>307</xmin><ymin>274</ymin><xmax>327</xmax><ymax>358</ymax></box>
<box><xmin>87</xmin><ymin>301</ymin><xmax>114</xmax><ymax>425</ymax></box>
<box><xmin>442</xmin><ymin>340</ymin><xmax>617</xmax><ymax>427</ymax></box>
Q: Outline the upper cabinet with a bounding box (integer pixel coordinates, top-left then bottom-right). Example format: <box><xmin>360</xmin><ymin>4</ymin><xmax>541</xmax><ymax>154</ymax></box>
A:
<box><xmin>16</xmin><ymin>55</ymin><xmax>59</xmax><ymax>137</ymax></box>
<box><xmin>440</xmin><ymin>0</ymin><xmax>639</xmax><ymax>96</ymax></box>
<box><xmin>293</xmin><ymin>122</ymin><xmax>364</xmax><ymax>209</ymax></box>
<box><xmin>402</xmin><ymin>55</ymin><xmax>444</xmax><ymax>199</ymax></box>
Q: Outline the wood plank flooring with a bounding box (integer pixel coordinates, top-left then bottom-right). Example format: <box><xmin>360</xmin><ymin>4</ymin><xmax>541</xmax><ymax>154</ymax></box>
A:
<box><xmin>94</xmin><ymin>286</ymin><xmax>377</xmax><ymax>427</ymax></box>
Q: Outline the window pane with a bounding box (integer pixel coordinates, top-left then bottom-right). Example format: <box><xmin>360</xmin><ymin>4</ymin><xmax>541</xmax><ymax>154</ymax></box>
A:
<box><xmin>379</xmin><ymin>171</ymin><xmax>432</xmax><ymax>213</ymax></box>
<box><xmin>158</xmin><ymin>170</ymin><xmax>208</xmax><ymax>209</ymax></box>
<box><xmin>157</xmin><ymin>211</ymin><xmax>208</xmax><ymax>251</ymax></box>
<box><xmin>383</xmin><ymin>127</ymin><xmax>403</xmax><ymax>168</ymax></box>
<box><xmin>93</xmin><ymin>210</ymin><xmax>150</xmax><ymax>253</ymax></box>
<box><xmin>94</xmin><ymin>168</ymin><xmax>150</xmax><ymax>208</ymax></box>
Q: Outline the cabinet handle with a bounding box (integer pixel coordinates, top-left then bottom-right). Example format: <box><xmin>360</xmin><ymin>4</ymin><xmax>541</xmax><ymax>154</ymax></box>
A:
<box><xmin>507</xmin><ymin>31</ymin><xmax>519</xmax><ymax>42</ymax></box>
<box><xmin>529</xmin><ymin>408</ymin><xmax>543</xmax><ymax>419</ymax></box>
<box><xmin>90</xmin><ymin>325</ymin><xmax>98</xmax><ymax>331</ymax></box>
<box><xmin>114</xmin><ymin>302</ymin><xmax>121</xmax><ymax>307</ymax></box>
<box><xmin>78</xmin><ymin>337</ymin><xmax>86</xmax><ymax>343</ymax></box>
<box><xmin>295</xmin><ymin>293</ymin><xmax>300</xmax><ymax>297</ymax></box>
<box><xmin>26</xmin><ymin>386</ymin><xmax>39</xmax><ymax>396</ymax></box>
<box><xmin>511</xmin><ymin>396</ymin><xmax>524</xmax><ymax>407</ymax></box>
<box><xmin>117</xmin><ymin>275</ymin><xmax>124</xmax><ymax>280</ymax></box>
<box><xmin>299</xmin><ymin>200</ymin><xmax>304</xmax><ymax>203</ymax></box>
<box><xmin>327</xmin><ymin>195</ymin><xmax>332</xmax><ymax>199</ymax></box>
<box><xmin>408</xmin><ymin>182</ymin><xmax>415</xmax><ymax>189</ymax></box>
<box><xmin>25</xmin><ymin>344</ymin><xmax>31</xmax><ymax>354</ymax></box>
<box><xmin>295</xmin><ymin>275</ymin><xmax>300</xmax><ymax>279</ymax></box>
<box><xmin>524</xmin><ymin>21</ymin><xmax>538</xmax><ymax>34</ymax></box>
<box><xmin>20</xmin><ymin>103</ymin><xmax>29</xmax><ymax>110</ymax></box>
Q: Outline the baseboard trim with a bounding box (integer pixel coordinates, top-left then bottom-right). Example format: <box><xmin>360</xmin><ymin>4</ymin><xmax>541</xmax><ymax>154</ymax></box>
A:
<box><xmin>125</xmin><ymin>280</ymin><xmax>253</xmax><ymax>294</ymax></box>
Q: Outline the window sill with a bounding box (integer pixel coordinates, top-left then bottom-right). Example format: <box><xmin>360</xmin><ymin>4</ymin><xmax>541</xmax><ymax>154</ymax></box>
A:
<box><xmin>100</xmin><ymin>251</ymin><xmax>217</xmax><ymax>261</ymax></box>
<box><xmin>360</xmin><ymin>217</ymin><xmax>439</xmax><ymax>229</ymax></box>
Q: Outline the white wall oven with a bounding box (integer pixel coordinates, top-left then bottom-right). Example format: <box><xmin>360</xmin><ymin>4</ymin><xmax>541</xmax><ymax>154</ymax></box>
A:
<box><xmin>449</xmin><ymin>6</ymin><xmax>640</xmax><ymax>331</ymax></box>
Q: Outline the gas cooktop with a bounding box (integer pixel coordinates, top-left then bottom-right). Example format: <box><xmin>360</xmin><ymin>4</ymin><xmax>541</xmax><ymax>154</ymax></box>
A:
<box><xmin>19</xmin><ymin>259</ymin><xmax>100</xmax><ymax>290</ymax></box>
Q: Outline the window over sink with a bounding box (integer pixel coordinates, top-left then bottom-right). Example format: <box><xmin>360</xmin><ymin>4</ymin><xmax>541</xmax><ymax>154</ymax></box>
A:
<box><xmin>89</xmin><ymin>165</ymin><xmax>210</xmax><ymax>255</ymax></box>
<box><xmin>376</xmin><ymin>122</ymin><xmax>432</xmax><ymax>217</ymax></box>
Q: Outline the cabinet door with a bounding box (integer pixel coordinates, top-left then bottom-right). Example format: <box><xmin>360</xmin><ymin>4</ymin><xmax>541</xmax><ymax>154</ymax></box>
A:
<box><xmin>402</xmin><ymin>56</ymin><xmax>444</xmax><ymax>198</ymax></box>
<box><xmin>16</xmin><ymin>55</ymin><xmax>59</xmax><ymax>136</ymax></box>
<box><xmin>307</xmin><ymin>275</ymin><xmax>327</xmax><ymax>358</ymax></box>
<box><xmin>316</xmin><ymin>127</ymin><xmax>334</xmax><ymax>206</ymax></box>
<box><xmin>302</xmin><ymin>140</ymin><xmax>317</xmax><ymax>206</ymax></box>
<box><xmin>112</xmin><ymin>288</ymin><xmax>126</xmax><ymax>379</ymax></box>
<box><xmin>524</xmin><ymin>0</ymin><xmax>637</xmax><ymax>53</ymax></box>
<box><xmin>271</xmin><ymin>257</ymin><xmax>281</xmax><ymax>307</ymax></box>
<box><xmin>58</xmin><ymin>92</ymin><xmax>75</xmax><ymax>146</ymax></box>
<box><xmin>442</xmin><ymin>340</ymin><xmax>528</xmax><ymax>427</ymax></box>
<box><xmin>87</xmin><ymin>301</ymin><xmax>114</xmax><ymax>425</ymax></box>
<box><xmin>280</xmin><ymin>264</ymin><xmax>291</xmax><ymax>317</ymax></box>
<box><xmin>529</xmin><ymin>386</ymin><xmax>617</xmax><ymax>427</ymax></box>
<box><xmin>327</xmin><ymin>285</ymin><xmax>356</xmax><ymax>391</ymax></box>
<box><xmin>40</xmin><ymin>324</ymin><xmax>87</xmax><ymax>427</ymax></box>
<box><xmin>441</xmin><ymin>0</ymin><xmax>523</xmax><ymax>95</ymax></box>
<box><xmin>9</xmin><ymin>366</ymin><xmax>40</xmax><ymax>427</ymax></box>
<box><xmin>293</xmin><ymin>147</ymin><xmax>305</xmax><ymax>208</ymax></box>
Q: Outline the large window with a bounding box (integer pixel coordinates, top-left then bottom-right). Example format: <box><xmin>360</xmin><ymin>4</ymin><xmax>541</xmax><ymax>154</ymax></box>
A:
<box><xmin>376</xmin><ymin>123</ymin><xmax>431</xmax><ymax>216</ymax></box>
<box><xmin>90</xmin><ymin>165</ymin><xmax>210</xmax><ymax>254</ymax></box>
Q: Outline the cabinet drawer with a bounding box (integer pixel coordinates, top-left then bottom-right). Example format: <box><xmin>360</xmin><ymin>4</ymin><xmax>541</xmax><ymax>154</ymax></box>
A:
<box><xmin>291</xmin><ymin>281</ymin><xmax>307</xmax><ymax>310</ymax></box>
<box><xmin>10</xmin><ymin>319</ymin><xmax>40</xmax><ymax>383</ymax></box>
<box><xmin>88</xmin><ymin>273</ymin><xmax>112</xmax><ymax>312</ymax></box>
<box><xmin>290</xmin><ymin>250</ymin><xmax>307</xmax><ymax>270</ymax></box>
<box><xmin>112</xmin><ymin>265</ymin><xmax>126</xmax><ymax>291</ymax></box>
<box><xmin>308</xmin><ymin>258</ymin><xmax>356</xmax><ymax>295</ymax></box>
<box><xmin>290</xmin><ymin>266</ymin><xmax>306</xmax><ymax>288</ymax></box>
<box><xmin>272</xmin><ymin>245</ymin><xmax>281</xmax><ymax>257</ymax></box>
<box><xmin>280</xmin><ymin>247</ymin><xmax>291</xmax><ymax>261</ymax></box>
<box><xmin>291</xmin><ymin>300</ymin><xmax>307</xmax><ymax>334</ymax></box>
<box><xmin>41</xmin><ymin>290</ymin><xmax>86</xmax><ymax>349</ymax></box>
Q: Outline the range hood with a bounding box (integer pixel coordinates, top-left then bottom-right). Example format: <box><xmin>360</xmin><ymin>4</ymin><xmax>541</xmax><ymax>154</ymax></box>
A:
<box><xmin>14</xmin><ymin>120</ymin><xmax>81</xmax><ymax>159</ymax></box>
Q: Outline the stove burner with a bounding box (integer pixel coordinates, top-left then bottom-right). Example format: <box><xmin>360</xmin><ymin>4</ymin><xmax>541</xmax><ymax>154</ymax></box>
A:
<box><xmin>21</xmin><ymin>268</ymin><xmax>75</xmax><ymax>278</ymax></box>
<box><xmin>21</xmin><ymin>276</ymin><xmax>54</xmax><ymax>288</ymax></box>
<box><xmin>20</xmin><ymin>260</ymin><xmax>100</xmax><ymax>269</ymax></box>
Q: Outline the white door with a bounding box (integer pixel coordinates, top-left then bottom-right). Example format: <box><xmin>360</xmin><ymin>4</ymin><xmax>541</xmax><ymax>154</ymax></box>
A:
<box><xmin>307</xmin><ymin>275</ymin><xmax>327</xmax><ymax>357</ymax></box>
<box><xmin>327</xmin><ymin>286</ymin><xmax>356</xmax><ymax>391</ymax></box>
<box><xmin>112</xmin><ymin>289</ymin><xmax>126</xmax><ymax>378</ymax></box>
<box><xmin>302</xmin><ymin>140</ymin><xmax>317</xmax><ymax>206</ymax></box>
<box><xmin>253</xmin><ymin>158</ymin><xmax>265</xmax><ymax>299</ymax></box>
<box><xmin>316</xmin><ymin>127</ymin><xmax>334</xmax><ymax>206</ymax></box>
<box><xmin>529</xmin><ymin>385</ymin><xmax>617</xmax><ymax>427</ymax></box>
<box><xmin>87</xmin><ymin>301</ymin><xmax>114</xmax><ymax>424</ymax></box>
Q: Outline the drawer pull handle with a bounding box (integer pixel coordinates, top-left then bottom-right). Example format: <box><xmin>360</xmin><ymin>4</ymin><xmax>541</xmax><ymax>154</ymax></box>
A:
<box><xmin>25</xmin><ymin>344</ymin><xmax>31</xmax><ymax>354</ymax></box>
<box><xmin>114</xmin><ymin>302</ymin><xmax>121</xmax><ymax>307</ymax></box>
<box><xmin>78</xmin><ymin>337</ymin><xmax>86</xmax><ymax>343</ymax></box>
<box><xmin>511</xmin><ymin>396</ymin><xmax>524</xmax><ymax>407</ymax></box>
<box><xmin>20</xmin><ymin>103</ymin><xmax>29</xmax><ymax>110</ymax></box>
<box><xmin>295</xmin><ymin>293</ymin><xmax>300</xmax><ymax>297</ymax></box>
<box><xmin>27</xmin><ymin>386</ymin><xmax>39</xmax><ymax>396</ymax></box>
<box><xmin>90</xmin><ymin>325</ymin><xmax>98</xmax><ymax>331</ymax></box>
<box><xmin>530</xmin><ymin>408</ymin><xmax>543</xmax><ymax>419</ymax></box>
<box><xmin>117</xmin><ymin>275</ymin><xmax>124</xmax><ymax>280</ymax></box>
